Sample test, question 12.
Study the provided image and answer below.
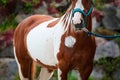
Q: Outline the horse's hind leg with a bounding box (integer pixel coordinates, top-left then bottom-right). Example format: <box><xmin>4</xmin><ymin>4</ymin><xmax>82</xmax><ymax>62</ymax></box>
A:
<box><xmin>38</xmin><ymin>67</ymin><xmax>54</xmax><ymax>80</ymax></box>
<box><xmin>14</xmin><ymin>51</ymin><xmax>36</xmax><ymax>80</ymax></box>
<box><xmin>16</xmin><ymin>58</ymin><xmax>36</xmax><ymax>80</ymax></box>
<box><xmin>19</xmin><ymin>60</ymin><xmax>36</xmax><ymax>80</ymax></box>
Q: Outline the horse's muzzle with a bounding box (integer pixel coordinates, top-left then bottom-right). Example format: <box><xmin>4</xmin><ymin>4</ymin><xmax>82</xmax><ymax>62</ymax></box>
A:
<box><xmin>74</xmin><ymin>19</ymin><xmax>84</xmax><ymax>30</ymax></box>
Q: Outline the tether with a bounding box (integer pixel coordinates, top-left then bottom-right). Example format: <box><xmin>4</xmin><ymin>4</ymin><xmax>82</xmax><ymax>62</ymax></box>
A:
<box><xmin>82</xmin><ymin>28</ymin><xmax>120</xmax><ymax>38</ymax></box>
<box><xmin>87</xmin><ymin>31</ymin><xmax>120</xmax><ymax>38</ymax></box>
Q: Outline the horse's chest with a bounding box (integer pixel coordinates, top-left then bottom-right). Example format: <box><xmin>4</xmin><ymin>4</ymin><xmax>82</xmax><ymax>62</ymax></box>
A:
<box><xmin>26</xmin><ymin>19</ymin><xmax>65</xmax><ymax>66</ymax></box>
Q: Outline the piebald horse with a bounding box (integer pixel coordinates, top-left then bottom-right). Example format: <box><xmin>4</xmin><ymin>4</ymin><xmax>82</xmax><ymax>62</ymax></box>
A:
<box><xmin>14</xmin><ymin>0</ymin><xmax>96</xmax><ymax>80</ymax></box>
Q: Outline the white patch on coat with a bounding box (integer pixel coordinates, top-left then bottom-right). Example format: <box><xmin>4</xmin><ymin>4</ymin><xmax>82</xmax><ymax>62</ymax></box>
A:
<box><xmin>26</xmin><ymin>17</ymin><xmax>66</xmax><ymax>66</ymax></box>
<box><xmin>72</xmin><ymin>0</ymin><xmax>84</xmax><ymax>24</ymax></box>
<box><xmin>38</xmin><ymin>68</ymin><xmax>54</xmax><ymax>80</ymax></box>
<box><xmin>13</xmin><ymin>47</ymin><xmax>28</xmax><ymax>80</ymax></box>
<box><xmin>58</xmin><ymin>68</ymin><xmax>62</xmax><ymax>80</ymax></box>
<box><xmin>77</xmin><ymin>71</ymin><xmax>82</xmax><ymax>80</ymax></box>
<box><xmin>65</xmin><ymin>36</ymin><xmax>76</xmax><ymax>48</ymax></box>
<box><xmin>53</xmin><ymin>14</ymin><xmax>71</xmax><ymax>56</ymax></box>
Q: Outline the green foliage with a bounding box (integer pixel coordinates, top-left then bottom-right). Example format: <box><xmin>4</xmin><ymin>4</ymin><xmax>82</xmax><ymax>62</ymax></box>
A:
<box><xmin>15</xmin><ymin>73</ymin><xmax>19</xmax><ymax>80</ymax></box>
<box><xmin>50</xmin><ymin>71</ymin><xmax>58</xmax><ymax>80</ymax></box>
<box><xmin>115</xmin><ymin>38</ymin><xmax>120</xmax><ymax>47</ymax></box>
<box><xmin>94</xmin><ymin>56</ymin><xmax>120</xmax><ymax>79</ymax></box>
<box><xmin>0</xmin><ymin>0</ymin><xmax>8</xmax><ymax>7</ymax></box>
<box><xmin>33</xmin><ymin>0</ymin><xmax>40</xmax><ymax>4</ymax></box>
<box><xmin>0</xmin><ymin>17</ymin><xmax>17</xmax><ymax>32</ymax></box>
<box><xmin>35</xmin><ymin>67</ymin><xmax>92</xmax><ymax>80</ymax></box>
<box><xmin>15</xmin><ymin>65</ymin><xmax>109</xmax><ymax>80</ymax></box>
<box><xmin>93</xmin><ymin>0</ymin><xmax>106</xmax><ymax>10</ymax></box>
<box><xmin>102</xmin><ymin>75</ymin><xmax>111</xmax><ymax>80</ymax></box>
<box><xmin>23</xmin><ymin>2</ymin><xmax>34</xmax><ymax>13</ymax></box>
<box><xmin>35</xmin><ymin>64</ymin><xmax>41</xmax><ymax>78</ymax></box>
<box><xmin>67</xmin><ymin>71</ymin><xmax>78</xmax><ymax>80</ymax></box>
<box><xmin>89</xmin><ymin>76</ymin><xmax>94</xmax><ymax>80</ymax></box>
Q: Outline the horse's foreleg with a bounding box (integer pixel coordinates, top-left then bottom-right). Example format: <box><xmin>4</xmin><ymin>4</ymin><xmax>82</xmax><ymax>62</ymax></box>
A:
<box><xmin>38</xmin><ymin>68</ymin><xmax>54</xmax><ymax>80</ymax></box>
<box><xmin>79</xmin><ymin>65</ymin><xmax>93</xmax><ymax>80</ymax></box>
<box><xmin>57</xmin><ymin>68</ymin><xmax>68</xmax><ymax>80</ymax></box>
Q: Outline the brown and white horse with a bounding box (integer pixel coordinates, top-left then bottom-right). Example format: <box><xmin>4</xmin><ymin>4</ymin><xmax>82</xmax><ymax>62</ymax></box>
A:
<box><xmin>13</xmin><ymin>0</ymin><xmax>96</xmax><ymax>80</ymax></box>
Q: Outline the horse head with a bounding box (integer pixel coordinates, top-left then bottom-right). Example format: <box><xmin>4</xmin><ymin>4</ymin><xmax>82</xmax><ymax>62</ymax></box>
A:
<box><xmin>70</xmin><ymin>0</ymin><xmax>93</xmax><ymax>30</ymax></box>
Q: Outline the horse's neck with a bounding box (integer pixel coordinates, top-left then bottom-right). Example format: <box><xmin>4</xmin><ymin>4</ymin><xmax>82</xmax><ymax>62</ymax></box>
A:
<box><xmin>58</xmin><ymin>8</ymin><xmax>74</xmax><ymax>34</ymax></box>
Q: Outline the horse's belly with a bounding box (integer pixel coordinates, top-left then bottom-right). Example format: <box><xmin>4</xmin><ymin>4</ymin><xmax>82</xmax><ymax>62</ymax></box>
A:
<box><xmin>26</xmin><ymin>19</ymin><xmax>58</xmax><ymax>66</ymax></box>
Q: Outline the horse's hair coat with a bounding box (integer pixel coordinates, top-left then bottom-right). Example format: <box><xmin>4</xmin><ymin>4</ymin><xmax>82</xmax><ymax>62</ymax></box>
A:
<box><xmin>14</xmin><ymin>0</ymin><xmax>96</xmax><ymax>80</ymax></box>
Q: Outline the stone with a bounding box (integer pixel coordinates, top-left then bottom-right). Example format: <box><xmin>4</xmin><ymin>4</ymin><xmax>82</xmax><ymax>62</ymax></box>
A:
<box><xmin>34</xmin><ymin>6</ymin><xmax>48</xmax><ymax>15</ymax></box>
<box><xmin>0</xmin><ymin>58</ymin><xmax>18</xmax><ymax>80</ymax></box>
<box><xmin>94</xmin><ymin>38</ymin><xmax>120</xmax><ymax>60</ymax></box>
<box><xmin>90</xmin><ymin>65</ymin><xmax>105</xmax><ymax>80</ymax></box>
<box><xmin>15</xmin><ymin>13</ymin><xmax>32</xmax><ymax>23</ymax></box>
<box><xmin>113</xmin><ymin>68</ymin><xmax>120</xmax><ymax>80</ymax></box>
<box><xmin>0</xmin><ymin>45</ymin><xmax>14</xmax><ymax>58</ymax></box>
<box><xmin>116</xmin><ymin>5</ymin><xmax>120</xmax><ymax>19</ymax></box>
<box><xmin>102</xmin><ymin>4</ymin><xmax>120</xmax><ymax>30</ymax></box>
<box><xmin>92</xmin><ymin>17</ymin><xmax>101</xmax><ymax>32</ymax></box>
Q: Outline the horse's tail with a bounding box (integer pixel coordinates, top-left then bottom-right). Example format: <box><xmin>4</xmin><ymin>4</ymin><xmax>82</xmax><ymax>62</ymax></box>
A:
<box><xmin>13</xmin><ymin>17</ymin><xmax>37</xmax><ymax>80</ymax></box>
<box><xmin>29</xmin><ymin>60</ymin><xmax>36</xmax><ymax>80</ymax></box>
<box><xmin>14</xmin><ymin>46</ymin><xmax>36</xmax><ymax>80</ymax></box>
<box><xmin>22</xmin><ymin>58</ymin><xmax>36</xmax><ymax>80</ymax></box>
<box><xmin>14</xmin><ymin>51</ymin><xmax>36</xmax><ymax>80</ymax></box>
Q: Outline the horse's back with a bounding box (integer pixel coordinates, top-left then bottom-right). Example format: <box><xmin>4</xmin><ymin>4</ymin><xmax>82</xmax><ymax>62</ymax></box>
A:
<box><xmin>14</xmin><ymin>15</ymin><xmax>54</xmax><ymax>34</ymax></box>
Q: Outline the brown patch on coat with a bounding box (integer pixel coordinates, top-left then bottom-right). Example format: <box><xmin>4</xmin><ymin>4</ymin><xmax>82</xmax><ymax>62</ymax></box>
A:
<box><xmin>57</xmin><ymin>30</ymin><xmax>96</xmax><ymax>80</ymax></box>
<box><xmin>47</xmin><ymin>18</ymin><xmax>60</xmax><ymax>28</ymax></box>
<box><xmin>36</xmin><ymin>59</ymin><xmax>57</xmax><ymax>72</ymax></box>
<box><xmin>71</xmin><ymin>0</ymin><xmax>77</xmax><ymax>9</ymax></box>
<box><xmin>55</xmin><ymin>1</ymin><xmax>96</xmax><ymax>79</ymax></box>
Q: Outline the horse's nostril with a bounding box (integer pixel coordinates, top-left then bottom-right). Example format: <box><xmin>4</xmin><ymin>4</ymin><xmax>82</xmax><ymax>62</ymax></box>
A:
<box><xmin>80</xmin><ymin>19</ymin><xmax>84</xmax><ymax>24</ymax></box>
<box><xmin>74</xmin><ymin>19</ymin><xmax>84</xmax><ymax>30</ymax></box>
<box><xmin>80</xmin><ymin>19</ymin><xmax>83</xmax><ymax>23</ymax></box>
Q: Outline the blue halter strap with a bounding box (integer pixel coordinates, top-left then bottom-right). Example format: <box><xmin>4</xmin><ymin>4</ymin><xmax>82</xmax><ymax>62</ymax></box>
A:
<box><xmin>72</xmin><ymin>5</ymin><xmax>120</xmax><ymax>38</ymax></box>
<box><xmin>72</xmin><ymin>5</ymin><xmax>93</xmax><ymax>28</ymax></box>
<box><xmin>87</xmin><ymin>32</ymin><xmax>120</xmax><ymax>38</ymax></box>
<box><xmin>72</xmin><ymin>5</ymin><xmax>93</xmax><ymax>17</ymax></box>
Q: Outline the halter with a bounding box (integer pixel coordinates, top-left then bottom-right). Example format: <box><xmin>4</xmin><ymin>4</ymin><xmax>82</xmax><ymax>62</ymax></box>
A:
<box><xmin>72</xmin><ymin>3</ymin><xmax>120</xmax><ymax>38</ymax></box>
<box><xmin>72</xmin><ymin>5</ymin><xmax>93</xmax><ymax>17</ymax></box>
<box><xmin>72</xmin><ymin>5</ymin><xmax>93</xmax><ymax>28</ymax></box>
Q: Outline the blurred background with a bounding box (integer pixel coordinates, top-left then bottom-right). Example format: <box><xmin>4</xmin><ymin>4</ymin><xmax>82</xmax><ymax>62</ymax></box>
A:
<box><xmin>0</xmin><ymin>0</ymin><xmax>120</xmax><ymax>80</ymax></box>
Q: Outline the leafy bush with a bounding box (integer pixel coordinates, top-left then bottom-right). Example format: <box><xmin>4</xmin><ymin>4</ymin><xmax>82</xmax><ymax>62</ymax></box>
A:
<box><xmin>115</xmin><ymin>38</ymin><xmax>120</xmax><ymax>47</ymax></box>
<box><xmin>0</xmin><ymin>0</ymin><xmax>8</xmax><ymax>7</ymax></box>
<box><xmin>22</xmin><ymin>2</ymin><xmax>34</xmax><ymax>13</ymax></box>
<box><xmin>0</xmin><ymin>16</ymin><xmax>17</xmax><ymax>32</ymax></box>
<box><xmin>93</xmin><ymin>0</ymin><xmax>106</xmax><ymax>10</ymax></box>
<box><xmin>94</xmin><ymin>56</ymin><xmax>120</xmax><ymax>79</ymax></box>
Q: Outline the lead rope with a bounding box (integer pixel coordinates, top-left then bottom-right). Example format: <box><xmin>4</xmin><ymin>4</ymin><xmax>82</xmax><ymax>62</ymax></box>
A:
<box><xmin>82</xmin><ymin>28</ymin><xmax>120</xmax><ymax>38</ymax></box>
